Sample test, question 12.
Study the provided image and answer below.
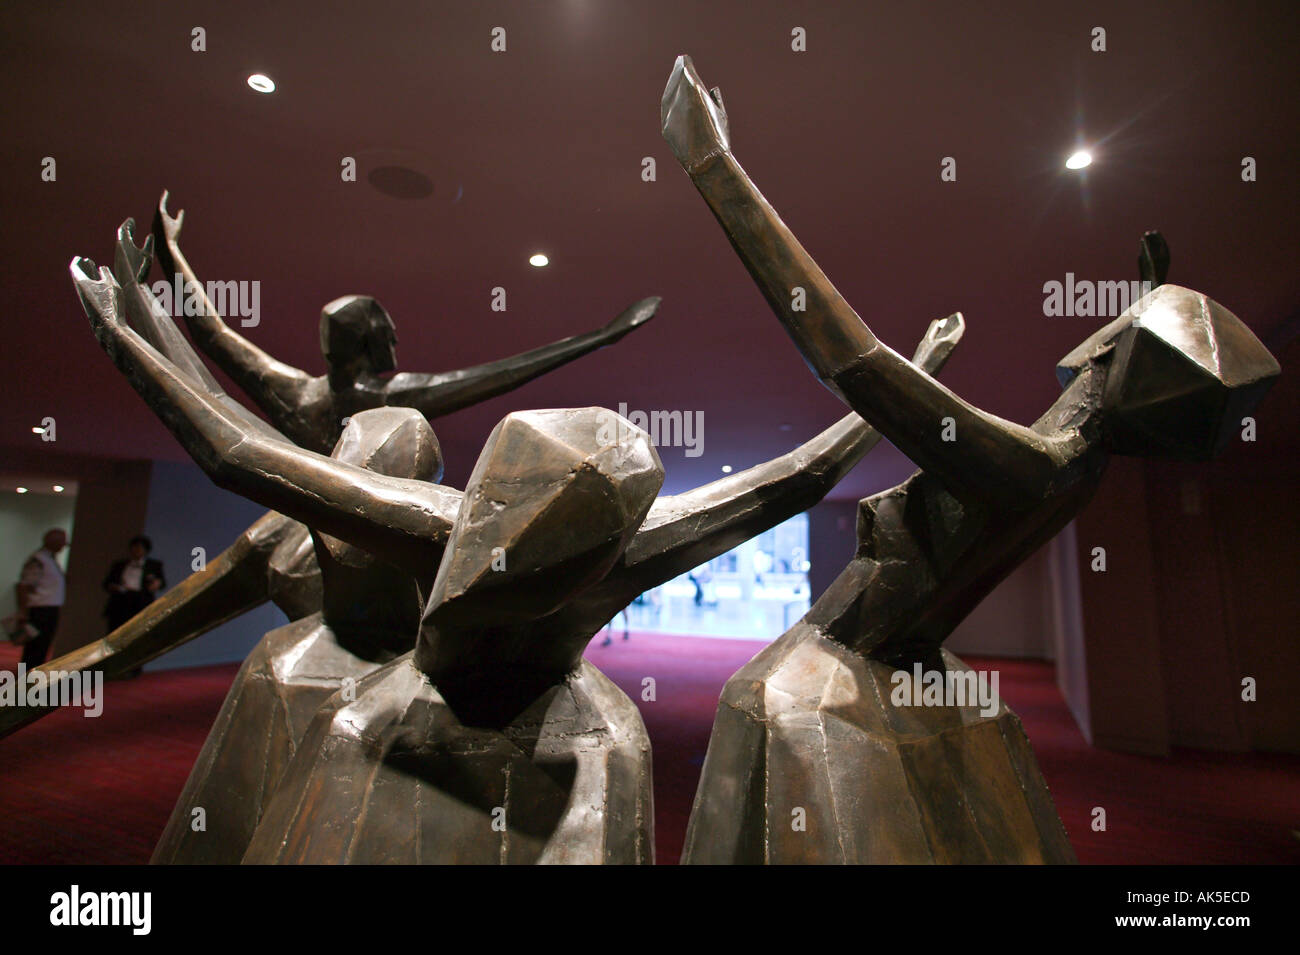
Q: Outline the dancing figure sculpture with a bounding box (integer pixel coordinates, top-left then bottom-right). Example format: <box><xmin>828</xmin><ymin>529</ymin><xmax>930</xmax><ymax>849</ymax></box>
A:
<box><xmin>662</xmin><ymin>55</ymin><xmax>1280</xmax><ymax>864</ymax></box>
<box><xmin>74</xmin><ymin>250</ymin><xmax>966</xmax><ymax>862</ymax></box>
<box><xmin>3</xmin><ymin>205</ymin><xmax>660</xmax><ymax>736</ymax></box>
<box><xmin>149</xmin><ymin>407</ymin><xmax>451</xmax><ymax>864</ymax></box>
<box><xmin>74</xmin><ymin>243</ymin><xmax>462</xmax><ymax>862</ymax></box>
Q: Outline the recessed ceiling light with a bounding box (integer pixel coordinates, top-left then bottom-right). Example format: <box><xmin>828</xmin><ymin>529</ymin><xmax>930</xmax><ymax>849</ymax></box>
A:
<box><xmin>721</xmin><ymin>465</ymin><xmax>733</xmax><ymax>473</ymax></box>
<box><xmin>16</xmin><ymin>487</ymin><xmax>28</xmax><ymax>494</ymax></box>
<box><xmin>529</xmin><ymin>253</ymin><xmax>549</xmax><ymax>268</ymax></box>
<box><xmin>247</xmin><ymin>73</ymin><xmax>276</xmax><ymax>94</ymax></box>
<box><xmin>1066</xmin><ymin>150</ymin><xmax>1092</xmax><ymax>170</ymax></box>
<box><xmin>53</xmin><ymin>485</ymin><xmax>65</xmax><ymax>493</ymax></box>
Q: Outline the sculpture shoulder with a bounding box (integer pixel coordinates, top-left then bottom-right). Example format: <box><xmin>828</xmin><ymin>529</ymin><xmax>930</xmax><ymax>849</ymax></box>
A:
<box><xmin>719</xmin><ymin>625</ymin><xmax>859</xmax><ymax>717</ymax></box>
<box><xmin>267</xmin><ymin>617</ymin><xmax>392</xmax><ymax>686</ymax></box>
<box><xmin>322</xmin><ymin>377</ymin><xmax>389</xmax><ymax>427</ymax></box>
<box><xmin>277</xmin><ymin>376</ymin><xmax>343</xmax><ymax>451</ymax></box>
<box><xmin>260</xmin><ymin>613</ymin><xmax>329</xmax><ymax>678</ymax></box>
<box><xmin>552</xmin><ymin>661</ymin><xmax>650</xmax><ymax>750</ymax></box>
<box><xmin>217</xmin><ymin>616</ymin><xmax>321</xmax><ymax>693</ymax></box>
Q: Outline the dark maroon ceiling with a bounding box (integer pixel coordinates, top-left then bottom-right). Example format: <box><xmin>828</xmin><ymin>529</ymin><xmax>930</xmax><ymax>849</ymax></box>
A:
<box><xmin>3</xmin><ymin>0</ymin><xmax>1297</xmax><ymax>498</ymax></box>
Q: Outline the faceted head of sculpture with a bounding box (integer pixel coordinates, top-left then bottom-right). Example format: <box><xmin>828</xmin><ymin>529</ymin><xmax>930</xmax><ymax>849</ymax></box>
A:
<box><xmin>414</xmin><ymin>408</ymin><xmax>663</xmax><ymax>712</ymax></box>
<box><xmin>1057</xmin><ymin>284</ymin><xmax>1280</xmax><ymax>460</ymax></box>
<box><xmin>320</xmin><ymin>295</ymin><xmax>398</xmax><ymax>382</ymax></box>
<box><xmin>317</xmin><ymin>407</ymin><xmax>443</xmax><ymax>569</ymax></box>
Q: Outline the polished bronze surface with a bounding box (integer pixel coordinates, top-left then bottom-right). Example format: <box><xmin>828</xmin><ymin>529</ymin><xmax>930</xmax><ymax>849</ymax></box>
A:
<box><xmin>6</xmin><ymin>208</ymin><xmax>657</xmax><ymax>713</ymax></box>
<box><xmin>151</xmin><ymin>408</ymin><xmax>440</xmax><ymax>864</ymax></box>
<box><xmin>663</xmin><ymin>54</ymin><xmax>1281</xmax><ymax>864</ymax></box>
<box><xmin>244</xmin><ymin>407</ymin><xmax>664</xmax><ymax>864</ymax></box>
<box><xmin>72</xmin><ymin>257</ymin><xmax>963</xmax><ymax>862</ymax></box>
<box><xmin>15</xmin><ymin>202</ymin><xmax>650</xmax><ymax>710</ymax></box>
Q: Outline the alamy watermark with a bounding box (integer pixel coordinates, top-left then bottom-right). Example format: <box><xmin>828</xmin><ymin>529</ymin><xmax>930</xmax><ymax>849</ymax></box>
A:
<box><xmin>0</xmin><ymin>664</ymin><xmax>103</xmax><ymax>717</ymax></box>
<box><xmin>1043</xmin><ymin>274</ymin><xmax>1154</xmax><ymax>318</ymax></box>
<box><xmin>148</xmin><ymin>273</ymin><xmax>261</xmax><ymax>327</ymax></box>
<box><xmin>890</xmin><ymin>663</ymin><xmax>1000</xmax><ymax>718</ymax></box>
<box><xmin>597</xmin><ymin>403</ymin><xmax>704</xmax><ymax>457</ymax></box>
<box><xmin>50</xmin><ymin>885</ymin><xmax>150</xmax><ymax>935</ymax></box>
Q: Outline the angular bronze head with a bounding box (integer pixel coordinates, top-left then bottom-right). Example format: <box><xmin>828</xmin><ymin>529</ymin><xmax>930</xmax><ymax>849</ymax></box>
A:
<box><xmin>316</xmin><ymin>404</ymin><xmax>441</xmax><ymax>571</ymax></box>
<box><xmin>329</xmin><ymin>405</ymin><xmax>441</xmax><ymax>482</ymax></box>
<box><xmin>1056</xmin><ymin>284</ymin><xmax>1280</xmax><ymax>460</ymax></box>
<box><xmin>415</xmin><ymin>407</ymin><xmax>663</xmax><ymax>723</ymax></box>
<box><xmin>320</xmin><ymin>295</ymin><xmax>398</xmax><ymax>380</ymax></box>
<box><xmin>315</xmin><ymin>407</ymin><xmax>442</xmax><ymax>645</ymax></box>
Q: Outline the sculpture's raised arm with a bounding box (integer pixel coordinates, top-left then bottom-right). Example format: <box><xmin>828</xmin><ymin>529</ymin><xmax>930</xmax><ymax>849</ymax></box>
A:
<box><xmin>0</xmin><ymin>511</ymin><xmax>302</xmax><ymax>739</ymax></box>
<box><xmin>72</xmin><ymin>261</ymin><xmax>458</xmax><ymax>579</ymax></box>
<box><xmin>660</xmin><ymin>55</ymin><xmax>1057</xmax><ymax>507</ymax></box>
<box><xmin>115</xmin><ymin>219</ymin><xmax>290</xmax><ymax>445</ymax></box>
<box><xmin>610</xmin><ymin>312</ymin><xmax>965</xmax><ymax>603</ymax></box>
<box><xmin>115</xmin><ymin>219</ymin><xmax>224</xmax><ymax>393</ymax></box>
<box><xmin>152</xmin><ymin>192</ymin><xmax>313</xmax><ymax>419</ymax></box>
<box><xmin>383</xmin><ymin>296</ymin><xmax>661</xmax><ymax>418</ymax></box>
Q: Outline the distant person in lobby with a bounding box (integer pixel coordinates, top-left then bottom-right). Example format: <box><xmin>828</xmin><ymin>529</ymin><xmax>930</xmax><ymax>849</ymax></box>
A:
<box><xmin>102</xmin><ymin>536</ymin><xmax>166</xmax><ymax>676</ymax></box>
<box><xmin>13</xmin><ymin>528</ymin><xmax>68</xmax><ymax>667</ymax></box>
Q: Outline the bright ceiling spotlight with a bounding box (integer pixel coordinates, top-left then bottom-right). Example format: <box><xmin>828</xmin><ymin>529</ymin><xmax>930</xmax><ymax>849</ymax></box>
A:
<box><xmin>31</xmin><ymin>426</ymin><xmax>44</xmax><ymax>434</ymax></box>
<box><xmin>53</xmin><ymin>485</ymin><xmax>65</xmax><ymax>493</ymax></box>
<box><xmin>721</xmin><ymin>465</ymin><xmax>733</xmax><ymax>473</ymax></box>
<box><xmin>529</xmin><ymin>253</ymin><xmax>549</xmax><ymax>268</ymax></box>
<box><xmin>247</xmin><ymin>73</ymin><xmax>276</xmax><ymax>94</ymax></box>
<box><xmin>16</xmin><ymin>487</ymin><xmax>28</xmax><ymax>494</ymax></box>
<box><xmin>1066</xmin><ymin>150</ymin><xmax>1092</xmax><ymax>170</ymax></box>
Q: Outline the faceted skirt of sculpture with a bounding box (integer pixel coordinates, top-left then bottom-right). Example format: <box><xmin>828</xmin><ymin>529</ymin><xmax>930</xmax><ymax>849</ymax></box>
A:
<box><xmin>151</xmin><ymin>615</ymin><xmax>391</xmax><ymax>864</ymax></box>
<box><xmin>681</xmin><ymin>626</ymin><xmax>1075</xmax><ymax>864</ymax></box>
<box><xmin>242</xmin><ymin>657</ymin><xmax>655</xmax><ymax>864</ymax></box>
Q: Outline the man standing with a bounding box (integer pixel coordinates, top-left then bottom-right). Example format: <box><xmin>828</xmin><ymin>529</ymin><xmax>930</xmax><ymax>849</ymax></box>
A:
<box><xmin>14</xmin><ymin>528</ymin><xmax>67</xmax><ymax>667</ymax></box>
<box><xmin>103</xmin><ymin>535</ymin><xmax>166</xmax><ymax>632</ymax></box>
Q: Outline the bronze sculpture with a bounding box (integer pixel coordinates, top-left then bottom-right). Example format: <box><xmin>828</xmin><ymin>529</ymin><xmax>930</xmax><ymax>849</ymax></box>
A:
<box><xmin>1</xmin><ymin>205</ymin><xmax>660</xmax><ymax>737</ymax></box>
<box><xmin>72</xmin><ymin>250</ymin><xmax>964</xmax><ymax>862</ymax></box>
<box><xmin>661</xmin><ymin>54</ymin><xmax>1280</xmax><ymax>864</ymax></box>
<box><xmin>73</xmin><ymin>243</ymin><xmax>462</xmax><ymax>863</ymax></box>
<box><xmin>245</xmin><ymin>406</ymin><xmax>665</xmax><ymax>864</ymax></box>
<box><xmin>0</xmin><ymin>510</ymin><xmax>316</xmax><ymax>740</ymax></box>
<box><xmin>150</xmin><ymin>407</ymin><xmax>447</xmax><ymax>864</ymax></box>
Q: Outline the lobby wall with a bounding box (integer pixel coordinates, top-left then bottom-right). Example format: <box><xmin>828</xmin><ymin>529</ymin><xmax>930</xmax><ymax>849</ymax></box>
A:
<box><xmin>1067</xmin><ymin>333</ymin><xmax>1299</xmax><ymax>755</ymax></box>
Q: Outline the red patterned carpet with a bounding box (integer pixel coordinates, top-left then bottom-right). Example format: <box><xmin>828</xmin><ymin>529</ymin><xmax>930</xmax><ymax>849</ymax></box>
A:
<box><xmin>1</xmin><ymin>635</ymin><xmax>1297</xmax><ymax>865</ymax></box>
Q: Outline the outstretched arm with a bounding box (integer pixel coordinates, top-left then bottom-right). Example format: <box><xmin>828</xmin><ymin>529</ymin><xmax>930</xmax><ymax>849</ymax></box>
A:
<box><xmin>0</xmin><ymin>511</ymin><xmax>297</xmax><ymax>740</ymax></box>
<box><xmin>114</xmin><ymin>219</ymin><xmax>288</xmax><ymax>445</ymax></box>
<box><xmin>383</xmin><ymin>297</ymin><xmax>661</xmax><ymax>418</ymax></box>
<box><xmin>661</xmin><ymin>56</ymin><xmax>1057</xmax><ymax>507</ymax></box>
<box><xmin>72</xmin><ymin>261</ymin><xmax>459</xmax><ymax>579</ymax></box>
<box><xmin>115</xmin><ymin>219</ymin><xmax>224</xmax><ymax>393</ymax></box>
<box><xmin>152</xmin><ymin>192</ymin><xmax>312</xmax><ymax>423</ymax></box>
<box><xmin>595</xmin><ymin>312</ymin><xmax>964</xmax><ymax>608</ymax></box>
